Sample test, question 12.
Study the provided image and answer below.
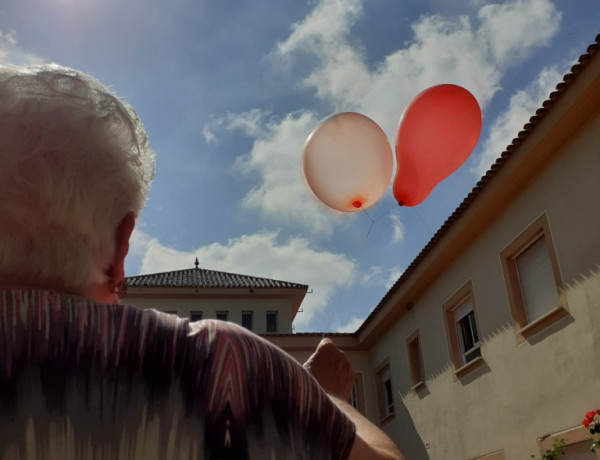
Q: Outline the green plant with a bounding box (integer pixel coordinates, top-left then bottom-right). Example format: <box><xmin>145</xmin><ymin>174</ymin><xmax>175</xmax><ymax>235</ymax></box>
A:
<box><xmin>530</xmin><ymin>437</ymin><xmax>566</xmax><ymax>460</ymax></box>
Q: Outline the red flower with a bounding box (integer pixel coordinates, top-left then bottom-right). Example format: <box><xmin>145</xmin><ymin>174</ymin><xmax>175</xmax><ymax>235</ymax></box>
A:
<box><xmin>583</xmin><ymin>409</ymin><xmax>600</xmax><ymax>428</ymax></box>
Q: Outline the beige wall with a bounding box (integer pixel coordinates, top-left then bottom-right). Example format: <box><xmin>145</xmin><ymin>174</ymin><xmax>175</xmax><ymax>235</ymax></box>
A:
<box><xmin>126</xmin><ymin>290</ymin><xmax>296</xmax><ymax>334</ymax></box>
<box><xmin>266</xmin><ymin>334</ymin><xmax>379</xmax><ymax>422</ymax></box>
<box><xmin>367</xmin><ymin>108</ymin><xmax>600</xmax><ymax>458</ymax></box>
<box><xmin>289</xmin><ymin>349</ymin><xmax>376</xmax><ymax>417</ymax></box>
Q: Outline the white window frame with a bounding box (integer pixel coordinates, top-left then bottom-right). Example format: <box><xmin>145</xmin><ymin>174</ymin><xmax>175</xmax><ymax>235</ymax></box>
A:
<box><xmin>454</xmin><ymin>302</ymin><xmax>481</xmax><ymax>366</ymax></box>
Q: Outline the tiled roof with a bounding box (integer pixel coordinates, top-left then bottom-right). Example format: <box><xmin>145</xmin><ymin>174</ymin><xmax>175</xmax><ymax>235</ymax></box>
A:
<box><xmin>262</xmin><ymin>332</ymin><xmax>352</xmax><ymax>337</ymax></box>
<box><xmin>357</xmin><ymin>34</ymin><xmax>600</xmax><ymax>335</ymax></box>
<box><xmin>126</xmin><ymin>267</ymin><xmax>308</xmax><ymax>290</ymax></box>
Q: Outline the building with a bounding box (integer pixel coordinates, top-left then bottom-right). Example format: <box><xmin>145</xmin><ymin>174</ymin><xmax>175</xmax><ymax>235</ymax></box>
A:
<box><xmin>125</xmin><ymin>35</ymin><xmax>600</xmax><ymax>459</ymax></box>
<box><xmin>351</xmin><ymin>35</ymin><xmax>600</xmax><ymax>459</ymax></box>
<box><xmin>126</xmin><ymin>258</ymin><xmax>307</xmax><ymax>334</ymax></box>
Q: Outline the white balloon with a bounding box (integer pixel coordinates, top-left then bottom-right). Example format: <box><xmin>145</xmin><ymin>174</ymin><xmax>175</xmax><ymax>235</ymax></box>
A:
<box><xmin>301</xmin><ymin>112</ymin><xmax>393</xmax><ymax>213</ymax></box>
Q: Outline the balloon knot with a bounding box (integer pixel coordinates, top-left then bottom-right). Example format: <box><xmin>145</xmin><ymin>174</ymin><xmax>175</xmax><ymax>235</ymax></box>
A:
<box><xmin>351</xmin><ymin>200</ymin><xmax>362</xmax><ymax>209</ymax></box>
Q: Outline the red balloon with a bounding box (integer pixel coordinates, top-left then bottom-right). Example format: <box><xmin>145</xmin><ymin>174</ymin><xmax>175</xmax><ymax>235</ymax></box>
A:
<box><xmin>393</xmin><ymin>84</ymin><xmax>481</xmax><ymax>206</ymax></box>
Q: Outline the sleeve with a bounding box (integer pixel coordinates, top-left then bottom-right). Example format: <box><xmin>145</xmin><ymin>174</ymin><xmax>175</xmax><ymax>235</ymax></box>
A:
<box><xmin>181</xmin><ymin>319</ymin><xmax>356</xmax><ymax>460</ymax></box>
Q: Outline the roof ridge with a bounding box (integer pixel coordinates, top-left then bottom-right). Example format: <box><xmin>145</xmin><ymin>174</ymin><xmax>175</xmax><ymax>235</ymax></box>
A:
<box><xmin>126</xmin><ymin>267</ymin><xmax>198</xmax><ymax>279</ymax></box>
<box><xmin>126</xmin><ymin>265</ymin><xmax>308</xmax><ymax>290</ymax></box>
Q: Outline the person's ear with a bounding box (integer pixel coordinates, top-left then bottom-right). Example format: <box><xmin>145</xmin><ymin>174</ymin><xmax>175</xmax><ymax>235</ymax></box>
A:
<box><xmin>111</xmin><ymin>211</ymin><xmax>136</xmax><ymax>286</ymax></box>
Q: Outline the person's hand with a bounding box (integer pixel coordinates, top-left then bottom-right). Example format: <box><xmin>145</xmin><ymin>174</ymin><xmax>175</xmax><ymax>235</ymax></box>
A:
<box><xmin>305</xmin><ymin>338</ymin><xmax>405</xmax><ymax>459</ymax></box>
<box><xmin>303</xmin><ymin>338</ymin><xmax>355</xmax><ymax>400</ymax></box>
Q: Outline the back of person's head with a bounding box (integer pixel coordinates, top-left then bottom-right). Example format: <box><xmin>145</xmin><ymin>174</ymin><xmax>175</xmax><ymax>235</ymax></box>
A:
<box><xmin>0</xmin><ymin>64</ymin><xmax>155</xmax><ymax>292</ymax></box>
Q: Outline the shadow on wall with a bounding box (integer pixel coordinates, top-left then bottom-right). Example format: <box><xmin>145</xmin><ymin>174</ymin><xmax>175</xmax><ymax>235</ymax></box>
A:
<box><xmin>394</xmin><ymin>397</ymin><xmax>430</xmax><ymax>460</ymax></box>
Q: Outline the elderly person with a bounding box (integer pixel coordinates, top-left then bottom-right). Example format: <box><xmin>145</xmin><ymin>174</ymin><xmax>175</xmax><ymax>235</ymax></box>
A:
<box><xmin>0</xmin><ymin>65</ymin><xmax>403</xmax><ymax>460</ymax></box>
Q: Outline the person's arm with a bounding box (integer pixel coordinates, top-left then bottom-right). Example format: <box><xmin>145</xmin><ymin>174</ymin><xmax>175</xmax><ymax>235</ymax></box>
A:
<box><xmin>304</xmin><ymin>338</ymin><xmax>405</xmax><ymax>460</ymax></box>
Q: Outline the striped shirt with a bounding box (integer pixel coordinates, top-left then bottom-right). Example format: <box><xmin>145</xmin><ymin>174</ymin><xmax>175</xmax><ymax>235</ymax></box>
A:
<box><xmin>0</xmin><ymin>289</ymin><xmax>355</xmax><ymax>459</ymax></box>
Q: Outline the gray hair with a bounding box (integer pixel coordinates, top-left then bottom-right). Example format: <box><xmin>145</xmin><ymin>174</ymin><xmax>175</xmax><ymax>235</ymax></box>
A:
<box><xmin>0</xmin><ymin>64</ymin><xmax>155</xmax><ymax>289</ymax></box>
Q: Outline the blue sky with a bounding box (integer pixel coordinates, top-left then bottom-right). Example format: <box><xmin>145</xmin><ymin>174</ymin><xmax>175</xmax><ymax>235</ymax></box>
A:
<box><xmin>1</xmin><ymin>0</ymin><xmax>597</xmax><ymax>332</ymax></box>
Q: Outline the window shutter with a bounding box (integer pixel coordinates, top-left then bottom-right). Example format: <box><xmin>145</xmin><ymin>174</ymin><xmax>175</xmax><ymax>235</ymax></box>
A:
<box><xmin>453</xmin><ymin>297</ymin><xmax>473</xmax><ymax>322</ymax></box>
<box><xmin>515</xmin><ymin>236</ymin><xmax>559</xmax><ymax>323</ymax></box>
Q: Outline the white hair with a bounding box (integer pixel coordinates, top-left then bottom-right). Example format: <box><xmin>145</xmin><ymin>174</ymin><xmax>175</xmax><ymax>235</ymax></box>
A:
<box><xmin>0</xmin><ymin>64</ymin><xmax>155</xmax><ymax>290</ymax></box>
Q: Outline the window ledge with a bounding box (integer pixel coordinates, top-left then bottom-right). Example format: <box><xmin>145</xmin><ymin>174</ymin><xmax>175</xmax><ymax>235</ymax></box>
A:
<box><xmin>454</xmin><ymin>356</ymin><xmax>484</xmax><ymax>379</ymax></box>
<box><xmin>411</xmin><ymin>380</ymin><xmax>426</xmax><ymax>393</ymax></box>
<box><xmin>518</xmin><ymin>305</ymin><xmax>569</xmax><ymax>342</ymax></box>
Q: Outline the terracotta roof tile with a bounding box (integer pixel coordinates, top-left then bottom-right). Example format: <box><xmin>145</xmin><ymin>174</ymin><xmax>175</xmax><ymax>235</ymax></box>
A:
<box><xmin>126</xmin><ymin>267</ymin><xmax>308</xmax><ymax>290</ymax></box>
<box><xmin>261</xmin><ymin>332</ymin><xmax>353</xmax><ymax>337</ymax></box>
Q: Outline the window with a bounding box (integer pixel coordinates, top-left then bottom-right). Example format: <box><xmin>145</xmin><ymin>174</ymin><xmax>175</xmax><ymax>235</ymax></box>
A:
<box><xmin>266</xmin><ymin>311</ymin><xmax>278</xmax><ymax>333</ymax></box>
<box><xmin>406</xmin><ymin>330</ymin><xmax>425</xmax><ymax>390</ymax></box>
<box><xmin>216</xmin><ymin>311</ymin><xmax>228</xmax><ymax>321</ymax></box>
<box><xmin>500</xmin><ymin>213</ymin><xmax>568</xmax><ymax>342</ymax></box>
<box><xmin>241</xmin><ymin>311</ymin><xmax>253</xmax><ymax>330</ymax></box>
<box><xmin>374</xmin><ymin>358</ymin><xmax>395</xmax><ymax>423</ymax></box>
<box><xmin>455</xmin><ymin>305</ymin><xmax>481</xmax><ymax>365</ymax></box>
<box><xmin>443</xmin><ymin>280</ymin><xmax>484</xmax><ymax>379</ymax></box>
<box><xmin>190</xmin><ymin>311</ymin><xmax>203</xmax><ymax>322</ymax></box>
<box><xmin>348</xmin><ymin>373</ymin><xmax>366</xmax><ymax>415</ymax></box>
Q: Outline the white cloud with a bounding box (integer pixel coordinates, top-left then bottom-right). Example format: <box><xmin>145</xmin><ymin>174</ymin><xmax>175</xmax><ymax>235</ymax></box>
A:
<box><xmin>276</xmin><ymin>0</ymin><xmax>560</xmax><ymax>135</ymax></box>
<box><xmin>357</xmin><ymin>264</ymin><xmax>404</xmax><ymax>290</ymax></box>
<box><xmin>231</xmin><ymin>109</ymin><xmax>340</xmax><ymax>235</ymax></box>
<box><xmin>203</xmin><ymin>109</ymin><xmax>268</xmax><ymax>145</ymax></box>
<box><xmin>137</xmin><ymin>229</ymin><xmax>356</xmax><ymax>329</ymax></box>
<box><xmin>359</xmin><ymin>266</ymin><xmax>383</xmax><ymax>286</ymax></box>
<box><xmin>385</xmin><ymin>266</ymin><xmax>404</xmax><ymax>289</ymax></box>
<box><xmin>477</xmin><ymin>0</ymin><xmax>561</xmax><ymax>68</ymax></box>
<box><xmin>0</xmin><ymin>29</ymin><xmax>17</xmax><ymax>48</ymax></box>
<box><xmin>220</xmin><ymin>0</ymin><xmax>562</xmax><ymax>230</ymax></box>
<box><xmin>472</xmin><ymin>65</ymin><xmax>564</xmax><ymax>175</ymax></box>
<box><xmin>124</xmin><ymin>226</ymin><xmax>154</xmax><ymax>276</ymax></box>
<box><xmin>335</xmin><ymin>316</ymin><xmax>365</xmax><ymax>333</ymax></box>
<box><xmin>276</xmin><ymin>0</ymin><xmax>362</xmax><ymax>58</ymax></box>
<box><xmin>0</xmin><ymin>29</ymin><xmax>18</xmax><ymax>64</ymax></box>
<box><xmin>389</xmin><ymin>213</ymin><xmax>405</xmax><ymax>245</ymax></box>
<box><xmin>223</xmin><ymin>108</ymin><xmax>267</xmax><ymax>138</ymax></box>
<box><xmin>0</xmin><ymin>29</ymin><xmax>44</xmax><ymax>65</ymax></box>
<box><xmin>202</xmin><ymin>125</ymin><xmax>217</xmax><ymax>145</ymax></box>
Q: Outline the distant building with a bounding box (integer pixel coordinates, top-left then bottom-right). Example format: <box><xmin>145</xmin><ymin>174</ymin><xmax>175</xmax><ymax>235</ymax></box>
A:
<box><xmin>125</xmin><ymin>35</ymin><xmax>600</xmax><ymax>460</ymax></box>
<box><xmin>125</xmin><ymin>258</ymin><xmax>307</xmax><ymax>335</ymax></box>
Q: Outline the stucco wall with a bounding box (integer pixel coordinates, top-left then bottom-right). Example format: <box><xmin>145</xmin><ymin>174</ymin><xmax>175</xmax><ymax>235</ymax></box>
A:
<box><xmin>126</xmin><ymin>294</ymin><xmax>295</xmax><ymax>334</ymax></box>
<box><xmin>368</xmin><ymin>112</ymin><xmax>600</xmax><ymax>459</ymax></box>
<box><xmin>285</xmin><ymin>349</ymin><xmax>378</xmax><ymax>421</ymax></box>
